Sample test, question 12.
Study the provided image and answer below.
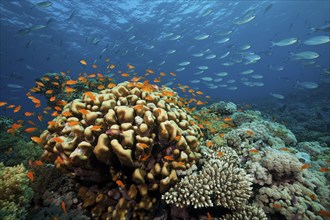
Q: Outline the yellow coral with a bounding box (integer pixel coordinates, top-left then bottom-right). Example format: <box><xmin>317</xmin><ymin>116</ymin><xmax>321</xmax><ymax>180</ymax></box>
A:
<box><xmin>39</xmin><ymin>81</ymin><xmax>203</xmax><ymax>218</ymax></box>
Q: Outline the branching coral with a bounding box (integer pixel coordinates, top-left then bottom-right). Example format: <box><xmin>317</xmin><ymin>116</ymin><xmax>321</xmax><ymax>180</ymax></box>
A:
<box><xmin>0</xmin><ymin>163</ymin><xmax>33</xmax><ymax>220</ymax></box>
<box><xmin>220</xmin><ymin>205</ymin><xmax>268</xmax><ymax>220</ymax></box>
<box><xmin>162</xmin><ymin>158</ymin><xmax>253</xmax><ymax>210</ymax></box>
<box><xmin>4</xmin><ymin>141</ymin><xmax>43</xmax><ymax>167</ymax></box>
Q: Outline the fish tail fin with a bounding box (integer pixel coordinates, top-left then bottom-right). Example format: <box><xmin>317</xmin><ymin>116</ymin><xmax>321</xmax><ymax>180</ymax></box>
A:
<box><xmin>270</xmin><ymin>41</ymin><xmax>276</xmax><ymax>47</ymax></box>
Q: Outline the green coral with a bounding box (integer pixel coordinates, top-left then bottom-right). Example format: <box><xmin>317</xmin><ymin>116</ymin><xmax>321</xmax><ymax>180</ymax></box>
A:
<box><xmin>5</xmin><ymin>141</ymin><xmax>43</xmax><ymax>167</ymax></box>
<box><xmin>0</xmin><ymin>163</ymin><xmax>33</xmax><ymax>220</ymax></box>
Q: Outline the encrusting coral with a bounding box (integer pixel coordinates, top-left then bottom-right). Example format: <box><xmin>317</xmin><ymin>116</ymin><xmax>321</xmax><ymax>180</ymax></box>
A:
<box><xmin>0</xmin><ymin>163</ymin><xmax>33</xmax><ymax>220</ymax></box>
<box><xmin>38</xmin><ymin>81</ymin><xmax>203</xmax><ymax>218</ymax></box>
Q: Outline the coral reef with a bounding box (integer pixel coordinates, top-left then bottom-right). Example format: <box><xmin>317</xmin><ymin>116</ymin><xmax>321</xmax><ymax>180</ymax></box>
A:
<box><xmin>208</xmin><ymin>101</ymin><xmax>237</xmax><ymax>116</ymax></box>
<box><xmin>220</xmin><ymin>205</ymin><xmax>268</xmax><ymax>220</ymax></box>
<box><xmin>162</xmin><ymin>158</ymin><xmax>253</xmax><ymax>209</ymax></box>
<box><xmin>224</xmin><ymin>119</ymin><xmax>297</xmax><ymax>154</ymax></box>
<box><xmin>38</xmin><ymin>81</ymin><xmax>203</xmax><ymax>218</ymax></box>
<box><xmin>4</xmin><ymin>141</ymin><xmax>43</xmax><ymax>167</ymax></box>
<box><xmin>0</xmin><ymin>163</ymin><xmax>33</xmax><ymax>220</ymax></box>
<box><xmin>254</xmin><ymin>85</ymin><xmax>330</xmax><ymax>145</ymax></box>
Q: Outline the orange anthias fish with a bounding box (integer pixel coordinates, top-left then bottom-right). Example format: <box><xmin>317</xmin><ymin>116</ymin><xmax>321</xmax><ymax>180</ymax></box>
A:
<box><xmin>107</xmin><ymin>83</ymin><xmax>116</xmax><ymax>88</ymax></box>
<box><xmin>66</xmin><ymin>80</ymin><xmax>77</xmax><ymax>85</ymax></box>
<box><xmin>116</xmin><ymin>180</ymin><xmax>125</xmax><ymax>188</ymax></box>
<box><xmin>11</xmin><ymin>123</ymin><xmax>23</xmax><ymax>129</ymax></box>
<box><xmin>24</xmin><ymin>127</ymin><xmax>37</xmax><ymax>133</ymax></box>
<box><xmin>249</xmin><ymin>149</ymin><xmax>259</xmax><ymax>154</ymax></box>
<box><xmin>206</xmin><ymin>141</ymin><xmax>213</xmax><ymax>147</ymax></box>
<box><xmin>137</xmin><ymin>143</ymin><xmax>148</xmax><ymax>149</ymax></box>
<box><xmin>27</xmin><ymin>171</ymin><xmax>34</xmax><ymax>182</ymax></box>
<box><xmin>207</xmin><ymin>212</ymin><xmax>211</xmax><ymax>220</ymax></box>
<box><xmin>224</xmin><ymin>117</ymin><xmax>232</xmax><ymax>122</ymax></box>
<box><xmin>67</xmin><ymin>121</ymin><xmax>80</xmax><ymax>126</ymax></box>
<box><xmin>62</xmin><ymin>111</ymin><xmax>72</xmax><ymax>117</ymax></box>
<box><xmin>245</xmin><ymin>130</ymin><xmax>254</xmax><ymax>135</ymax></box>
<box><xmin>85</xmin><ymin>92</ymin><xmax>96</xmax><ymax>100</ymax></box>
<box><xmin>53</xmin><ymin>137</ymin><xmax>64</xmax><ymax>143</ymax></box>
<box><xmin>90</xmin><ymin>125</ymin><xmax>102</xmax><ymax>131</ymax></box>
<box><xmin>45</xmin><ymin>89</ymin><xmax>53</xmax><ymax>94</ymax></box>
<box><xmin>31</xmin><ymin>136</ymin><xmax>42</xmax><ymax>143</ymax></box>
<box><xmin>34</xmin><ymin>160</ymin><xmax>43</xmax><ymax>166</ymax></box>
<box><xmin>13</xmin><ymin>105</ymin><xmax>21</xmax><ymax>113</ymax></box>
<box><xmin>300</xmin><ymin>164</ymin><xmax>311</xmax><ymax>170</ymax></box>
<box><xmin>54</xmin><ymin>106</ymin><xmax>62</xmax><ymax>111</ymax></box>
<box><xmin>24</xmin><ymin>112</ymin><xmax>34</xmax><ymax>116</ymax></box>
<box><xmin>61</xmin><ymin>201</ymin><xmax>67</xmax><ymax>214</ymax></box>
<box><xmin>48</xmin><ymin>121</ymin><xmax>56</xmax><ymax>126</ymax></box>
<box><xmin>319</xmin><ymin>167</ymin><xmax>330</xmax><ymax>172</ymax></box>
<box><xmin>80</xmin><ymin>59</ymin><xmax>88</xmax><ymax>65</ymax></box>
<box><xmin>318</xmin><ymin>210</ymin><xmax>330</xmax><ymax>218</ymax></box>
<box><xmin>163</xmin><ymin>155</ymin><xmax>174</xmax><ymax>161</ymax></box>
<box><xmin>0</xmin><ymin>101</ymin><xmax>7</xmax><ymax>107</ymax></box>
<box><xmin>65</xmin><ymin>87</ymin><xmax>76</xmax><ymax>92</ymax></box>
<box><xmin>127</xmin><ymin>64</ymin><xmax>135</xmax><ymax>69</ymax></box>
<box><xmin>78</xmin><ymin>109</ymin><xmax>89</xmax><ymax>115</ymax></box>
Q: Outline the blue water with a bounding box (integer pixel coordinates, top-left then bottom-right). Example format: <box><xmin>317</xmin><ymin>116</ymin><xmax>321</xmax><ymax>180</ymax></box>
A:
<box><xmin>0</xmin><ymin>0</ymin><xmax>329</xmax><ymax>111</ymax></box>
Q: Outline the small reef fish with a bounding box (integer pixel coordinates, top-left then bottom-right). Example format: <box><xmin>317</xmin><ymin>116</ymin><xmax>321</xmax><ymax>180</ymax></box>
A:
<box><xmin>318</xmin><ymin>210</ymin><xmax>330</xmax><ymax>218</ymax></box>
<box><xmin>303</xmin><ymin>35</ymin><xmax>330</xmax><ymax>45</ymax></box>
<box><xmin>24</xmin><ymin>127</ymin><xmax>37</xmax><ymax>133</ymax></box>
<box><xmin>296</xmin><ymin>81</ymin><xmax>319</xmax><ymax>89</ymax></box>
<box><xmin>319</xmin><ymin>167</ymin><xmax>330</xmax><ymax>172</ymax></box>
<box><xmin>7</xmin><ymin>84</ymin><xmax>24</xmax><ymax>89</ymax></box>
<box><xmin>53</xmin><ymin>137</ymin><xmax>64</xmax><ymax>143</ymax></box>
<box><xmin>31</xmin><ymin>136</ymin><xmax>42</xmax><ymax>143</ymax></box>
<box><xmin>271</xmin><ymin>37</ymin><xmax>298</xmax><ymax>47</ymax></box>
<box><xmin>116</xmin><ymin>180</ymin><xmax>125</xmax><ymax>188</ymax></box>
<box><xmin>27</xmin><ymin>171</ymin><xmax>34</xmax><ymax>182</ymax></box>
<box><xmin>13</xmin><ymin>105</ymin><xmax>21</xmax><ymax>113</ymax></box>
<box><xmin>80</xmin><ymin>59</ymin><xmax>88</xmax><ymax>65</ymax></box>
<box><xmin>270</xmin><ymin>93</ymin><xmax>285</xmax><ymax>99</ymax></box>
<box><xmin>32</xmin><ymin>1</ymin><xmax>52</xmax><ymax>8</ymax></box>
<box><xmin>245</xmin><ymin>130</ymin><xmax>254</xmax><ymax>135</ymax></box>
<box><xmin>300</xmin><ymin>164</ymin><xmax>311</xmax><ymax>170</ymax></box>
<box><xmin>61</xmin><ymin>201</ymin><xmax>67</xmax><ymax>214</ymax></box>
<box><xmin>163</xmin><ymin>155</ymin><xmax>174</xmax><ymax>161</ymax></box>
<box><xmin>249</xmin><ymin>149</ymin><xmax>259</xmax><ymax>154</ymax></box>
<box><xmin>290</xmin><ymin>51</ymin><xmax>319</xmax><ymax>60</ymax></box>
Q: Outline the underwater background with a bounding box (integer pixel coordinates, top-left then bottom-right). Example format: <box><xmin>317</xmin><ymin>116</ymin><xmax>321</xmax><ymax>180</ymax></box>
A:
<box><xmin>0</xmin><ymin>0</ymin><xmax>329</xmax><ymax>220</ymax></box>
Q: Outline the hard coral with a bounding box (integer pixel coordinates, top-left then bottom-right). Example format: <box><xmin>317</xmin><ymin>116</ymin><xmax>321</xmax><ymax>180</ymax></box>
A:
<box><xmin>0</xmin><ymin>163</ymin><xmax>33</xmax><ymax>220</ymax></box>
<box><xmin>38</xmin><ymin>81</ymin><xmax>203</xmax><ymax>218</ymax></box>
<box><xmin>162</xmin><ymin>158</ymin><xmax>253</xmax><ymax>210</ymax></box>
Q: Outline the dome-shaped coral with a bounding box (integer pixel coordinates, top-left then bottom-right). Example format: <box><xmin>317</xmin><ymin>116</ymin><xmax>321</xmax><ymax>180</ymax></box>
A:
<box><xmin>38</xmin><ymin>81</ymin><xmax>203</xmax><ymax>218</ymax></box>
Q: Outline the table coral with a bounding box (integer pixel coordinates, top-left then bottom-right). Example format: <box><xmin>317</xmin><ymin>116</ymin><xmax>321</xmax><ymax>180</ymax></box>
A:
<box><xmin>38</xmin><ymin>81</ymin><xmax>203</xmax><ymax>218</ymax></box>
